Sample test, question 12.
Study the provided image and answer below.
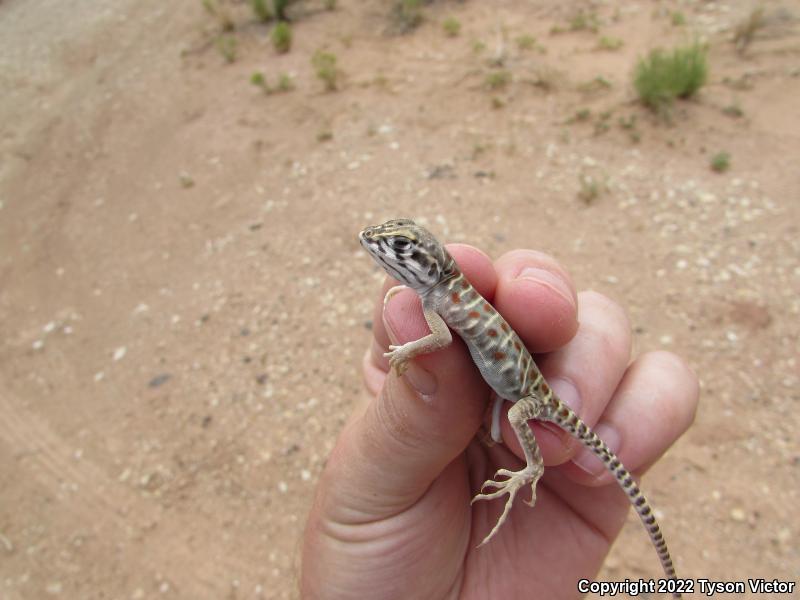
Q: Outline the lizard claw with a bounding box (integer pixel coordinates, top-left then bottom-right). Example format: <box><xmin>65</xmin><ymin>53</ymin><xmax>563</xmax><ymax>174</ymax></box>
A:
<box><xmin>384</xmin><ymin>345</ymin><xmax>410</xmax><ymax>375</ymax></box>
<box><xmin>471</xmin><ymin>465</ymin><xmax>542</xmax><ymax>546</ymax></box>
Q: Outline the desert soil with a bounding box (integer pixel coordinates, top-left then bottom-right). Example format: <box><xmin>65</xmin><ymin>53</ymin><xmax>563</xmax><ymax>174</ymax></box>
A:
<box><xmin>1</xmin><ymin>0</ymin><xmax>799</xmax><ymax>598</ymax></box>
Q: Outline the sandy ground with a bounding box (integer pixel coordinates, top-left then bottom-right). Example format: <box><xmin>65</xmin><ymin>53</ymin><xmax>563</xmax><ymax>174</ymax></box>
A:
<box><xmin>1</xmin><ymin>0</ymin><xmax>799</xmax><ymax>598</ymax></box>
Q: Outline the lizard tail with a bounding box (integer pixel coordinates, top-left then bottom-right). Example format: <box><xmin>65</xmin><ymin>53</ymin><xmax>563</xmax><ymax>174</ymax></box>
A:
<box><xmin>547</xmin><ymin>397</ymin><xmax>680</xmax><ymax>597</ymax></box>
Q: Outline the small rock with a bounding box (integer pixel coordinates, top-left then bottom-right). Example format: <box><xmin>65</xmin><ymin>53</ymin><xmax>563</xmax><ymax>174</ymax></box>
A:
<box><xmin>148</xmin><ymin>374</ymin><xmax>171</xmax><ymax>389</ymax></box>
<box><xmin>113</xmin><ymin>347</ymin><xmax>127</xmax><ymax>361</ymax></box>
<box><xmin>730</xmin><ymin>507</ymin><xmax>746</xmax><ymax>522</ymax></box>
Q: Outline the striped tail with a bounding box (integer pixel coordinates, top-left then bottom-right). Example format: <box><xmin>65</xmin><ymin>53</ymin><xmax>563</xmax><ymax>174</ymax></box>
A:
<box><xmin>547</xmin><ymin>398</ymin><xmax>680</xmax><ymax>598</ymax></box>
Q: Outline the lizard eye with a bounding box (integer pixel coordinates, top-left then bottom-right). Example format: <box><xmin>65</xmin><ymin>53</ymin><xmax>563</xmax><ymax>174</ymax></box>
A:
<box><xmin>392</xmin><ymin>239</ymin><xmax>411</xmax><ymax>250</ymax></box>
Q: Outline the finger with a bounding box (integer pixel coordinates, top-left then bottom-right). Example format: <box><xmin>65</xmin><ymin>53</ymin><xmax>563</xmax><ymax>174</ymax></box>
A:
<box><xmin>325</xmin><ymin>297</ymin><xmax>487</xmax><ymax>519</ymax></box>
<box><xmin>498</xmin><ymin>291</ymin><xmax>632</xmax><ymax>466</ymax></box>
<box><xmin>492</xmin><ymin>249</ymin><xmax>579</xmax><ymax>353</ymax></box>
<box><xmin>327</xmin><ymin>245</ymin><xmax>499</xmax><ymax>520</ymax></box>
<box><xmin>563</xmin><ymin>350</ymin><xmax>699</xmax><ymax>486</ymax></box>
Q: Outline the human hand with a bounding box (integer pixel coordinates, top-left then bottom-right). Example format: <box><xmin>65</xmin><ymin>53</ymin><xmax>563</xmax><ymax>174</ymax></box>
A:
<box><xmin>301</xmin><ymin>245</ymin><xmax>698</xmax><ymax>599</ymax></box>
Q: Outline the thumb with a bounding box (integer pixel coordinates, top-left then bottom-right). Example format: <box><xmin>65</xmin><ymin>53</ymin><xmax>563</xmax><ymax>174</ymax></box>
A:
<box><xmin>321</xmin><ymin>289</ymin><xmax>488</xmax><ymax>521</ymax></box>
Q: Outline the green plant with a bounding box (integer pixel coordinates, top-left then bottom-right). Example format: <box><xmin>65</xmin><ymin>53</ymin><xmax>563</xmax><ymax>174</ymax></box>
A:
<box><xmin>485</xmin><ymin>69</ymin><xmax>511</xmax><ymax>90</ymax></box>
<box><xmin>634</xmin><ymin>43</ymin><xmax>707</xmax><ymax>111</ymax></box>
<box><xmin>271</xmin><ymin>21</ymin><xmax>292</xmax><ymax>53</ymax></box>
<box><xmin>619</xmin><ymin>115</ymin><xmax>641</xmax><ymax>142</ymax></box>
<box><xmin>671</xmin><ymin>11</ymin><xmax>686</xmax><ymax>26</ymax></box>
<box><xmin>569</xmin><ymin>11</ymin><xmax>600</xmax><ymax>32</ymax></box>
<box><xmin>277</xmin><ymin>72</ymin><xmax>294</xmax><ymax>91</ymax></box>
<box><xmin>217</xmin><ymin>35</ymin><xmax>237</xmax><ymax>63</ymax></box>
<box><xmin>472</xmin><ymin>39</ymin><xmax>487</xmax><ymax>53</ymax></box>
<box><xmin>203</xmin><ymin>0</ymin><xmax>235</xmax><ymax>31</ymax></box>
<box><xmin>324</xmin><ymin>0</ymin><xmax>336</xmax><ymax>9</ymax></box>
<box><xmin>578</xmin><ymin>76</ymin><xmax>612</xmax><ymax>94</ymax></box>
<box><xmin>594</xmin><ymin>110</ymin><xmax>613</xmax><ymax>135</ymax></box>
<box><xmin>578</xmin><ymin>173</ymin><xmax>605</xmax><ymax>204</ymax></box>
<box><xmin>573</xmin><ymin>108</ymin><xmax>591</xmax><ymax>122</ymax></box>
<box><xmin>389</xmin><ymin>0</ymin><xmax>424</xmax><ymax>34</ymax></box>
<box><xmin>710</xmin><ymin>152</ymin><xmax>731</xmax><ymax>172</ymax></box>
<box><xmin>251</xmin><ymin>0</ymin><xmax>271</xmax><ymax>22</ymax></box>
<box><xmin>722</xmin><ymin>103</ymin><xmax>744</xmax><ymax>118</ymax></box>
<box><xmin>442</xmin><ymin>17</ymin><xmax>461</xmax><ymax>37</ymax></box>
<box><xmin>251</xmin><ymin>71</ymin><xmax>267</xmax><ymax>87</ymax></box>
<box><xmin>516</xmin><ymin>34</ymin><xmax>537</xmax><ymax>50</ymax></box>
<box><xmin>312</xmin><ymin>50</ymin><xmax>339</xmax><ymax>91</ymax></box>
<box><xmin>597</xmin><ymin>36</ymin><xmax>623</xmax><ymax>50</ymax></box>
<box><xmin>273</xmin><ymin>0</ymin><xmax>290</xmax><ymax>21</ymax></box>
<box><xmin>251</xmin><ymin>71</ymin><xmax>294</xmax><ymax>94</ymax></box>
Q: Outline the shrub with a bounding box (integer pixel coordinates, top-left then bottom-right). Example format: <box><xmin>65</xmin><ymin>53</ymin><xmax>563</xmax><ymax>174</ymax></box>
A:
<box><xmin>443</xmin><ymin>17</ymin><xmax>461</xmax><ymax>37</ymax></box>
<box><xmin>634</xmin><ymin>44</ymin><xmax>707</xmax><ymax>111</ymax></box>
<box><xmin>251</xmin><ymin>0</ymin><xmax>271</xmax><ymax>22</ymax></box>
<box><xmin>312</xmin><ymin>51</ymin><xmax>339</xmax><ymax>91</ymax></box>
<box><xmin>272</xmin><ymin>22</ymin><xmax>292</xmax><ymax>53</ymax></box>
<box><xmin>710</xmin><ymin>152</ymin><xmax>731</xmax><ymax>172</ymax></box>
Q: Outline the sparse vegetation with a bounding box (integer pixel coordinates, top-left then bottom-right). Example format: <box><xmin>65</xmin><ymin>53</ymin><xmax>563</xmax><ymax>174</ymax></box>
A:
<box><xmin>634</xmin><ymin>44</ymin><xmax>707</xmax><ymax>112</ymax></box>
<box><xmin>569</xmin><ymin>11</ymin><xmax>600</xmax><ymax>32</ymax></box>
<box><xmin>317</xmin><ymin>129</ymin><xmax>333</xmax><ymax>142</ymax></box>
<box><xmin>618</xmin><ymin>114</ymin><xmax>641</xmax><ymax>142</ymax></box>
<box><xmin>251</xmin><ymin>71</ymin><xmax>294</xmax><ymax>94</ymax></box>
<box><xmin>442</xmin><ymin>17</ymin><xmax>461</xmax><ymax>37</ymax></box>
<box><xmin>273</xmin><ymin>0</ymin><xmax>290</xmax><ymax>21</ymax></box>
<box><xmin>574</xmin><ymin>108</ymin><xmax>591</xmax><ymax>122</ymax></box>
<box><xmin>711</xmin><ymin>151</ymin><xmax>731</xmax><ymax>173</ymax></box>
<box><xmin>578</xmin><ymin>173</ymin><xmax>606</xmax><ymax>204</ymax></box>
<box><xmin>272</xmin><ymin>21</ymin><xmax>292</xmax><ymax>53</ymax></box>
<box><xmin>516</xmin><ymin>34</ymin><xmax>537</xmax><ymax>50</ymax></box>
<box><xmin>472</xmin><ymin>39</ymin><xmax>487</xmax><ymax>53</ymax></box>
<box><xmin>312</xmin><ymin>50</ymin><xmax>339</xmax><ymax>91</ymax></box>
<box><xmin>251</xmin><ymin>71</ymin><xmax>266</xmax><ymax>88</ymax></box>
<box><xmin>389</xmin><ymin>0</ymin><xmax>424</xmax><ymax>34</ymax></box>
<box><xmin>203</xmin><ymin>0</ymin><xmax>235</xmax><ymax>31</ymax></box>
<box><xmin>527</xmin><ymin>66</ymin><xmax>561</xmax><ymax>92</ymax></box>
<box><xmin>277</xmin><ymin>72</ymin><xmax>294</xmax><ymax>91</ymax></box>
<box><xmin>594</xmin><ymin>110</ymin><xmax>613</xmax><ymax>135</ymax></box>
<box><xmin>251</xmin><ymin>0</ymin><xmax>271</xmax><ymax>22</ymax></box>
<box><xmin>733</xmin><ymin>7</ymin><xmax>765</xmax><ymax>54</ymax></box>
<box><xmin>597</xmin><ymin>36</ymin><xmax>623</xmax><ymax>51</ymax></box>
<box><xmin>722</xmin><ymin>103</ymin><xmax>744</xmax><ymax>118</ymax></box>
<box><xmin>578</xmin><ymin>76</ymin><xmax>612</xmax><ymax>94</ymax></box>
<box><xmin>671</xmin><ymin>11</ymin><xmax>686</xmax><ymax>26</ymax></box>
<box><xmin>217</xmin><ymin>35</ymin><xmax>237</xmax><ymax>62</ymax></box>
<box><xmin>485</xmin><ymin>69</ymin><xmax>511</xmax><ymax>90</ymax></box>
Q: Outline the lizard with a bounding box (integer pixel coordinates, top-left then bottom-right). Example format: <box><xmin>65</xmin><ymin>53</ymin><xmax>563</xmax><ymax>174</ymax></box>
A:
<box><xmin>359</xmin><ymin>218</ymin><xmax>680</xmax><ymax>596</ymax></box>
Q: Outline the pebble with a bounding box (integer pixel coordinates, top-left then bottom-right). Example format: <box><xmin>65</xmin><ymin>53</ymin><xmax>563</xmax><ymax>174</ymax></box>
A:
<box><xmin>730</xmin><ymin>508</ymin><xmax>746</xmax><ymax>522</ymax></box>
<box><xmin>113</xmin><ymin>346</ymin><xmax>127</xmax><ymax>361</ymax></box>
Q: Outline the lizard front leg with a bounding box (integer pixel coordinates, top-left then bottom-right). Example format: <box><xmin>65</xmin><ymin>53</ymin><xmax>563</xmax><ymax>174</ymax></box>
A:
<box><xmin>383</xmin><ymin>294</ymin><xmax>452</xmax><ymax>375</ymax></box>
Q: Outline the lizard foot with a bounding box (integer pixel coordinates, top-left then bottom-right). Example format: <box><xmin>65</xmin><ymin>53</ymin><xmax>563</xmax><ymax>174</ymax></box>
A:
<box><xmin>471</xmin><ymin>465</ymin><xmax>543</xmax><ymax>547</ymax></box>
<box><xmin>384</xmin><ymin>345</ymin><xmax>410</xmax><ymax>375</ymax></box>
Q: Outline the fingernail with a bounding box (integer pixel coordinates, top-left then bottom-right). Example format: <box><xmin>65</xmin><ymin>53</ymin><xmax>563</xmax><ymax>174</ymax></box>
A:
<box><xmin>572</xmin><ymin>423</ymin><xmax>621</xmax><ymax>476</ymax></box>
<box><xmin>549</xmin><ymin>377</ymin><xmax>581</xmax><ymax>415</ymax></box>
<box><xmin>383</xmin><ymin>307</ymin><xmax>438</xmax><ymax>397</ymax></box>
<box><xmin>538</xmin><ymin>377</ymin><xmax>581</xmax><ymax>439</ymax></box>
<box><xmin>517</xmin><ymin>267</ymin><xmax>575</xmax><ymax>307</ymax></box>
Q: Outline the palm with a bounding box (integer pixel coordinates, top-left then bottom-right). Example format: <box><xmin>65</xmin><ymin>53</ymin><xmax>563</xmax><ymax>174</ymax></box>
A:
<box><xmin>393</xmin><ymin>438</ymin><xmax>630</xmax><ymax>599</ymax></box>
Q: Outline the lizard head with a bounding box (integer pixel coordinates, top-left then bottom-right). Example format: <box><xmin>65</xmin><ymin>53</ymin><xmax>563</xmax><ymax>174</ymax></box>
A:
<box><xmin>359</xmin><ymin>218</ymin><xmax>454</xmax><ymax>292</ymax></box>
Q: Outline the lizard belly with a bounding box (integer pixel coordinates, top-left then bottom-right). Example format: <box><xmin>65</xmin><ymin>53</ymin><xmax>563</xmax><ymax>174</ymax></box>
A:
<box><xmin>463</xmin><ymin>335</ymin><xmax>527</xmax><ymax>401</ymax></box>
